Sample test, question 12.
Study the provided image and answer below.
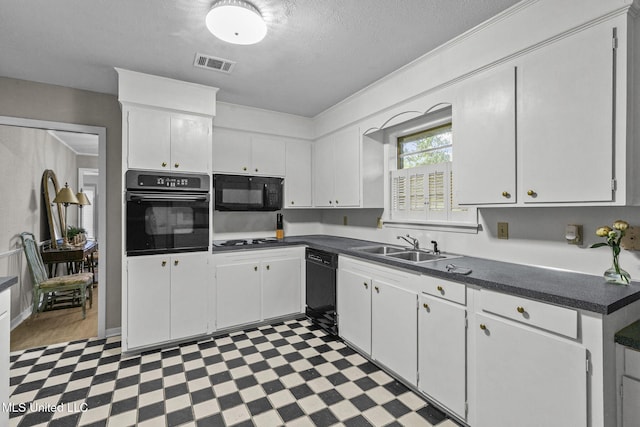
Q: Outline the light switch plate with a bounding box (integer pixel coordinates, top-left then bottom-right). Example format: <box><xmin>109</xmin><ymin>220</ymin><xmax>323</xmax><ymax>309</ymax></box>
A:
<box><xmin>498</xmin><ymin>222</ymin><xmax>509</xmax><ymax>239</ymax></box>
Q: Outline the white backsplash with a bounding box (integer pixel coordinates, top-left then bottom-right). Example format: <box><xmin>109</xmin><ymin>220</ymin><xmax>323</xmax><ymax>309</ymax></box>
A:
<box><xmin>212</xmin><ymin>209</ymin><xmax>323</xmax><ymax>241</ymax></box>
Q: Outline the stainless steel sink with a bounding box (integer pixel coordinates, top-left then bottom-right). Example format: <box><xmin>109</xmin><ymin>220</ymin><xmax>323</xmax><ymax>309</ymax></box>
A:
<box><xmin>386</xmin><ymin>251</ymin><xmax>446</xmax><ymax>262</ymax></box>
<box><xmin>352</xmin><ymin>245</ymin><xmax>459</xmax><ymax>264</ymax></box>
<box><xmin>353</xmin><ymin>245</ymin><xmax>406</xmax><ymax>255</ymax></box>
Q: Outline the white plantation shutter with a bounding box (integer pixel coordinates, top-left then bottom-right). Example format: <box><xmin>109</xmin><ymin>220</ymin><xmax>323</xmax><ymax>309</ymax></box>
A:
<box><xmin>409</xmin><ymin>171</ymin><xmax>426</xmax><ymax>213</ymax></box>
<box><xmin>426</xmin><ymin>165</ymin><xmax>447</xmax><ymax>221</ymax></box>
<box><xmin>449</xmin><ymin>168</ymin><xmax>476</xmax><ymax>223</ymax></box>
<box><xmin>390</xmin><ymin>170</ymin><xmax>407</xmax><ymax>220</ymax></box>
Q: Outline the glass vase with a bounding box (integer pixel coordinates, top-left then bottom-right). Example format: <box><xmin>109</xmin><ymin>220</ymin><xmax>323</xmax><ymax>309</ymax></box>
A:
<box><xmin>604</xmin><ymin>255</ymin><xmax>631</xmax><ymax>285</ymax></box>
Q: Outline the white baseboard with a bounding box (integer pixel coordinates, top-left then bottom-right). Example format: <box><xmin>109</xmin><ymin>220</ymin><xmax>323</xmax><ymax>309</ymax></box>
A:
<box><xmin>10</xmin><ymin>307</ymin><xmax>32</xmax><ymax>331</ymax></box>
<box><xmin>105</xmin><ymin>327</ymin><xmax>121</xmax><ymax>338</ymax></box>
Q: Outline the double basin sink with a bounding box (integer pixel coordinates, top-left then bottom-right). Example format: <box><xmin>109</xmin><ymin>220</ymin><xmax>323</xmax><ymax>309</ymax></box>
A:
<box><xmin>351</xmin><ymin>244</ymin><xmax>459</xmax><ymax>265</ymax></box>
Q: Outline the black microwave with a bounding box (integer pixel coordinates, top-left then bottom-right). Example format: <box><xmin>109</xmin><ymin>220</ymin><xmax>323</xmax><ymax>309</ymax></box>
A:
<box><xmin>214</xmin><ymin>174</ymin><xmax>283</xmax><ymax>211</ymax></box>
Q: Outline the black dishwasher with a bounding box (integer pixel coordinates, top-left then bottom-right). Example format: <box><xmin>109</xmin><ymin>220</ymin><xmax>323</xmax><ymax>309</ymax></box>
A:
<box><xmin>305</xmin><ymin>248</ymin><xmax>338</xmax><ymax>335</ymax></box>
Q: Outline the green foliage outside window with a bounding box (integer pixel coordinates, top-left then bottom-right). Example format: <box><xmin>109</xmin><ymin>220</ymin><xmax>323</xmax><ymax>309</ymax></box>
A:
<box><xmin>397</xmin><ymin>123</ymin><xmax>452</xmax><ymax>169</ymax></box>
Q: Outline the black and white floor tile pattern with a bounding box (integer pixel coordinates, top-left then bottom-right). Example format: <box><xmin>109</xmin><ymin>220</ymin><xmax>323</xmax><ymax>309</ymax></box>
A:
<box><xmin>9</xmin><ymin>318</ymin><xmax>457</xmax><ymax>426</ymax></box>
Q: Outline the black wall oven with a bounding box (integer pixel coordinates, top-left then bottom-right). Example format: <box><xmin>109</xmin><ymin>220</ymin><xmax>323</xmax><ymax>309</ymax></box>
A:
<box><xmin>125</xmin><ymin>170</ymin><xmax>210</xmax><ymax>256</ymax></box>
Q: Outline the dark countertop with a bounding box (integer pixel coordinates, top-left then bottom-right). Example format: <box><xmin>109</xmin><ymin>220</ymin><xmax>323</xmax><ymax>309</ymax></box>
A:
<box><xmin>213</xmin><ymin>234</ymin><xmax>640</xmax><ymax>315</ymax></box>
<box><xmin>616</xmin><ymin>320</ymin><xmax>640</xmax><ymax>351</ymax></box>
<box><xmin>0</xmin><ymin>276</ymin><xmax>18</xmax><ymax>294</ymax></box>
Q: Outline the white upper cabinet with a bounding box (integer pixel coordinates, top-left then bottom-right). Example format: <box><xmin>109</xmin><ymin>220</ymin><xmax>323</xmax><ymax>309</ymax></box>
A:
<box><xmin>285</xmin><ymin>140</ymin><xmax>313</xmax><ymax>208</ymax></box>
<box><xmin>314</xmin><ymin>127</ymin><xmax>361</xmax><ymax>207</ymax></box>
<box><xmin>518</xmin><ymin>21</ymin><xmax>614</xmax><ymax>204</ymax></box>
<box><xmin>126</xmin><ymin>107</ymin><xmax>212</xmax><ymax>173</ymax></box>
<box><xmin>213</xmin><ymin>128</ymin><xmax>286</xmax><ymax>176</ymax></box>
<box><xmin>453</xmin><ymin>64</ymin><xmax>516</xmax><ymax>205</ymax></box>
<box><xmin>313</xmin><ymin>126</ymin><xmax>383</xmax><ymax>208</ymax></box>
<box><xmin>451</xmin><ymin>16</ymin><xmax>638</xmax><ymax>206</ymax></box>
<box><xmin>117</xmin><ymin>68</ymin><xmax>217</xmax><ymax>174</ymax></box>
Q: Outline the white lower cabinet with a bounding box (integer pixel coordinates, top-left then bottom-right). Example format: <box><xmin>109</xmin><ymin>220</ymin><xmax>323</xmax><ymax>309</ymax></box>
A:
<box><xmin>371</xmin><ymin>279</ymin><xmax>417</xmax><ymax>384</ymax></box>
<box><xmin>418</xmin><ymin>293</ymin><xmax>467</xmax><ymax>419</ymax></box>
<box><xmin>216</xmin><ymin>261</ymin><xmax>261</xmax><ymax>329</ymax></box>
<box><xmin>262</xmin><ymin>257</ymin><xmax>302</xmax><ymax>320</ymax></box>
<box><xmin>336</xmin><ymin>267</ymin><xmax>372</xmax><ymax>354</ymax></box>
<box><xmin>1</xmin><ymin>289</ymin><xmax>10</xmax><ymax>427</ymax></box>
<box><xmin>338</xmin><ymin>256</ymin><xmax>419</xmax><ymax>384</ymax></box>
<box><xmin>474</xmin><ymin>312</ymin><xmax>587</xmax><ymax>427</ymax></box>
<box><xmin>214</xmin><ymin>247</ymin><xmax>304</xmax><ymax>331</ymax></box>
<box><xmin>617</xmin><ymin>345</ymin><xmax>640</xmax><ymax>427</ymax></box>
<box><xmin>126</xmin><ymin>252</ymin><xmax>209</xmax><ymax>350</ymax></box>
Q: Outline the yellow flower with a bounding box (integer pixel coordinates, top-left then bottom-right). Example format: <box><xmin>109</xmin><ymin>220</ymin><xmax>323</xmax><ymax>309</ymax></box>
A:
<box><xmin>613</xmin><ymin>220</ymin><xmax>629</xmax><ymax>231</ymax></box>
<box><xmin>596</xmin><ymin>226</ymin><xmax>612</xmax><ymax>237</ymax></box>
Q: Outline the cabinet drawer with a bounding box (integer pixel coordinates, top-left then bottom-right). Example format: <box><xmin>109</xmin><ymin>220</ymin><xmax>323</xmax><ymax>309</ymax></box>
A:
<box><xmin>625</xmin><ymin>347</ymin><xmax>640</xmax><ymax>380</ymax></box>
<box><xmin>479</xmin><ymin>290</ymin><xmax>578</xmax><ymax>339</ymax></box>
<box><xmin>421</xmin><ymin>276</ymin><xmax>466</xmax><ymax>305</ymax></box>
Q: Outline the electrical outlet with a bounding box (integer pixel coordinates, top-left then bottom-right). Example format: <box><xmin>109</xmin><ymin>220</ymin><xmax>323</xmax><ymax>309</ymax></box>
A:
<box><xmin>343</xmin><ymin>216</ymin><xmax>348</xmax><ymax>226</ymax></box>
<box><xmin>498</xmin><ymin>222</ymin><xmax>509</xmax><ymax>239</ymax></box>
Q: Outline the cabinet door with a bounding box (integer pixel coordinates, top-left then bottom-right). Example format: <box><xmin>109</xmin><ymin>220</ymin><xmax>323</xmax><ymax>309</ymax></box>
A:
<box><xmin>519</xmin><ymin>22</ymin><xmax>614</xmax><ymax>203</ymax></box>
<box><xmin>337</xmin><ymin>268</ymin><xmax>371</xmax><ymax>354</ymax></box>
<box><xmin>622</xmin><ymin>375</ymin><xmax>640</xmax><ymax>427</ymax></box>
<box><xmin>0</xmin><ymin>291</ymin><xmax>9</xmax><ymax>427</ymax></box>
<box><xmin>216</xmin><ymin>261</ymin><xmax>261</xmax><ymax>329</ymax></box>
<box><xmin>418</xmin><ymin>295</ymin><xmax>466</xmax><ymax>418</ymax></box>
<box><xmin>313</xmin><ymin>136</ymin><xmax>335</xmax><ymax>207</ymax></box>
<box><xmin>285</xmin><ymin>141</ymin><xmax>313</xmax><ymax>208</ymax></box>
<box><xmin>127</xmin><ymin>256</ymin><xmax>171</xmax><ymax>348</ymax></box>
<box><xmin>454</xmin><ymin>65</ymin><xmax>516</xmax><ymax>205</ymax></box>
<box><xmin>262</xmin><ymin>257</ymin><xmax>301</xmax><ymax>319</ymax></box>
<box><xmin>252</xmin><ymin>136</ymin><xmax>286</xmax><ymax>176</ymax></box>
<box><xmin>371</xmin><ymin>280</ymin><xmax>417</xmax><ymax>384</ymax></box>
<box><xmin>170</xmin><ymin>115</ymin><xmax>211</xmax><ymax>173</ymax></box>
<box><xmin>170</xmin><ymin>253</ymin><xmax>209</xmax><ymax>340</ymax></box>
<box><xmin>212</xmin><ymin>128</ymin><xmax>252</xmax><ymax>174</ymax></box>
<box><xmin>333</xmin><ymin>127</ymin><xmax>361</xmax><ymax>207</ymax></box>
<box><xmin>127</xmin><ymin>107</ymin><xmax>171</xmax><ymax>171</ymax></box>
<box><xmin>475</xmin><ymin>313</ymin><xmax>587</xmax><ymax>427</ymax></box>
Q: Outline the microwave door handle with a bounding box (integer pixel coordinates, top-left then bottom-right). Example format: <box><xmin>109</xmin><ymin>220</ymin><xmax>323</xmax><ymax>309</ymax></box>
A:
<box><xmin>127</xmin><ymin>193</ymin><xmax>209</xmax><ymax>202</ymax></box>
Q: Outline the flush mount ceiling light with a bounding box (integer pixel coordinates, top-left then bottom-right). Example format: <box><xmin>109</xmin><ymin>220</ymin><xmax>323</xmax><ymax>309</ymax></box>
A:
<box><xmin>206</xmin><ymin>0</ymin><xmax>267</xmax><ymax>45</ymax></box>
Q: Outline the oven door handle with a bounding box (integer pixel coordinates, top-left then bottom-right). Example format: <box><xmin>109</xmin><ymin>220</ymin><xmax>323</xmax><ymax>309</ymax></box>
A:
<box><xmin>126</xmin><ymin>193</ymin><xmax>210</xmax><ymax>202</ymax></box>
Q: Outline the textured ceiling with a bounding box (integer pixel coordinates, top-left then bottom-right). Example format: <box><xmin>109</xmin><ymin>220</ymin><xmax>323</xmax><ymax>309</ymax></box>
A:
<box><xmin>0</xmin><ymin>0</ymin><xmax>521</xmax><ymax>117</ymax></box>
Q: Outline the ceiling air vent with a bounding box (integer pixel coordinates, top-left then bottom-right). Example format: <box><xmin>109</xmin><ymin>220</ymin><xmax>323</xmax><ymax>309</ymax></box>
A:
<box><xmin>194</xmin><ymin>53</ymin><xmax>236</xmax><ymax>74</ymax></box>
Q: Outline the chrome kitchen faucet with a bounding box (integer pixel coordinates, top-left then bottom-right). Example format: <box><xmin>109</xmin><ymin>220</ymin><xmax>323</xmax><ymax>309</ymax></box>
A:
<box><xmin>397</xmin><ymin>234</ymin><xmax>420</xmax><ymax>250</ymax></box>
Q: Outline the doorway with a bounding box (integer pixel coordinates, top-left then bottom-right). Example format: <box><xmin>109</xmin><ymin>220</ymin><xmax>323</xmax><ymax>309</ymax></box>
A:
<box><xmin>0</xmin><ymin>116</ymin><xmax>106</xmax><ymax>350</ymax></box>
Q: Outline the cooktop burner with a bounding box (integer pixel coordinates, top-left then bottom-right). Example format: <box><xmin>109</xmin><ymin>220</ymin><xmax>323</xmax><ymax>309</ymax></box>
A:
<box><xmin>214</xmin><ymin>237</ymin><xmax>279</xmax><ymax>247</ymax></box>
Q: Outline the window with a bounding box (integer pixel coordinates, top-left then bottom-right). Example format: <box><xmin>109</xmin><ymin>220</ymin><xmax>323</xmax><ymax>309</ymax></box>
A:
<box><xmin>397</xmin><ymin>124</ymin><xmax>453</xmax><ymax>169</ymax></box>
<box><xmin>389</xmin><ymin>110</ymin><xmax>476</xmax><ymax>227</ymax></box>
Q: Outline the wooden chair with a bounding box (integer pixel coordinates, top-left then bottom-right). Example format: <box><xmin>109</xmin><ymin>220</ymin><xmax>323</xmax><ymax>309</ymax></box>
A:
<box><xmin>20</xmin><ymin>232</ymin><xmax>93</xmax><ymax>319</ymax></box>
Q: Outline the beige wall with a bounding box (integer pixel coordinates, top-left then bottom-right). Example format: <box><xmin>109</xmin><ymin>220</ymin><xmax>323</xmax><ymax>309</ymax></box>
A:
<box><xmin>0</xmin><ymin>77</ymin><xmax>122</xmax><ymax>331</ymax></box>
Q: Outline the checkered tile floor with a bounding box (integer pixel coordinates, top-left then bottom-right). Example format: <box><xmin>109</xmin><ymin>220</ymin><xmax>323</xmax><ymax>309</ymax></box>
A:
<box><xmin>9</xmin><ymin>318</ymin><xmax>457</xmax><ymax>426</ymax></box>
